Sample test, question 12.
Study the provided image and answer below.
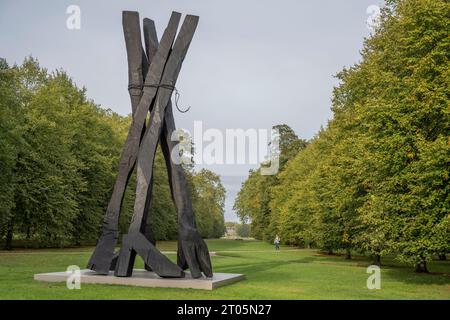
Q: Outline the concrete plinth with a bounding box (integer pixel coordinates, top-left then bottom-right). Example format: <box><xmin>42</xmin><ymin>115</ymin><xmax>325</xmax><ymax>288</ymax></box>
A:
<box><xmin>34</xmin><ymin>269</ymin><xmax>245</xmax><ymax>290</ymax></box>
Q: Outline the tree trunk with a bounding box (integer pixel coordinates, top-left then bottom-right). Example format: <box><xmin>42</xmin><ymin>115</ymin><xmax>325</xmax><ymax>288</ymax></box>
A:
<box><xmin>373</xmin><ymin>254</ymin><xmax>381</xmax><ymax>266</ymax></box>
<box><xmin>438</xmin><ymin>254</ymin><xmax>446</xmax><ymax>261</ymax></box>
<box><xmin>4</xmin><ymin>221</ymin><xmax>13</xmax><ymax>250</ymax></box>
<box><xmin>74</xmin><ymin>234</ymin><xmax>81</xmax><ymax>247</ymax></box>
<box><xmin>345</xmin><ymin>248</ymin><xmax>352</xmax><ymax>260</ymax></box>
<box><xmin>415</xmin><ymin>261</ymin><xmax>428</xmax><ymax>273</ymax></box>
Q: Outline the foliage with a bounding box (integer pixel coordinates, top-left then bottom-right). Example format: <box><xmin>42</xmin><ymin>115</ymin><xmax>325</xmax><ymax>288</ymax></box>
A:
<box><xmin>233</xmin><ymin>124</ymin><xmax>307</xmax><ymax>241</ymax></box>
<box><xmin>191</xmin><ymin>169</ymin><xmax>226</xmax><ymax>238</ymax></box>
<box><xmin>236</xmin><ymin>223</ymin><xmax>251</xmax><ymax>238</ymax></box>
<box><xmin>0</xmin><ymin>57</ymin><xmax>225</xmax><ymax>248</ymax></box>
<box><xmin>234</xmin><ymin>0</ymin><xmax>449</xmax><ymax>271</ymax></box>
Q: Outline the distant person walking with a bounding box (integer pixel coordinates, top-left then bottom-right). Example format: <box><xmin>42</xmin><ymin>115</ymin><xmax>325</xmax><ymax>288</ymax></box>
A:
<box><xmin>274</xmin><ymin>235</ymin><xmax>280</xmax><ymax>251</ymax></box>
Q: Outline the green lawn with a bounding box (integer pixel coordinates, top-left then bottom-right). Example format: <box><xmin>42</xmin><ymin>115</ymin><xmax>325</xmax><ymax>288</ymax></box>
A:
<box><xmin>0</xmin><ymin>239</ymin><xmax>449</xmax><ymax>299</ymax></box>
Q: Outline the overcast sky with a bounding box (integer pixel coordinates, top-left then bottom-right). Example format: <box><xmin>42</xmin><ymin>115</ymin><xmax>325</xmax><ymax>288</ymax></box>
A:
<box><xmin>0</xmin><ymin>0</ymin><xmax>384</xmax><ymax>222</ymax></box>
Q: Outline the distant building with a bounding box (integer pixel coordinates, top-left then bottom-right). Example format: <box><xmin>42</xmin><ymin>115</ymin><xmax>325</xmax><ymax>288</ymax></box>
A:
<box><xmin>225</xmin><ymin>225</ymin><xmax>237</xmax><ymax>237</ymax></box>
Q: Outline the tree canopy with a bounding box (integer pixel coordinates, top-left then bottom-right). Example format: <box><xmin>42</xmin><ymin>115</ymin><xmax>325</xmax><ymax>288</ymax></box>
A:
<box><xmin>234</xmin><ymin>0</ymin><xmax>449</xmax><ymax>272</ymax></box>
<box><xmin>0</xmin><ymin>57</ymin><xmax>226</xmax><ymax>249</ymax></box>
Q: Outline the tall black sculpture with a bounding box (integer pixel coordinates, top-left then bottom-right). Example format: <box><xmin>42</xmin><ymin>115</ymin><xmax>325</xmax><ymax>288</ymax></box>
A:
<box><xmin>87</xmin><ymin>11</ymin><xmax>213</xmax><ymax>279</ymax></box>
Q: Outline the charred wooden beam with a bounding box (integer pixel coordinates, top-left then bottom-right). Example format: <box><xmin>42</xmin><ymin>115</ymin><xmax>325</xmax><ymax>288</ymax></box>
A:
<box><xmin>89</xmin><ymin>10</ymin><xmax>212</xmax><ymax>279</ymax></box>
<box><xmin>115</xmin><ymin>14</ymin><xmax>199</xmax><ymax>277</ymax></box>
<box><xmin>87</xmin><ymin>11</ymin><xmax>181</xmax><ymax>275</ymax></box>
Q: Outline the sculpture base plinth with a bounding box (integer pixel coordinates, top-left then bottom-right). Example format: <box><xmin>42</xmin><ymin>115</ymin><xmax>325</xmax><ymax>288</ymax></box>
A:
<box><xmin>34</xmin><ymin>269</ymin><xmax>244</xmax><ymax>290</ymax></box>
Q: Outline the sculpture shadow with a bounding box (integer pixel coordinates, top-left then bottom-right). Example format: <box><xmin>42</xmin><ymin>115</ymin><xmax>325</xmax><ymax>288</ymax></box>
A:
<box><xmin>217</xmin><ymin>253</ymin><xmax>317</xmax><ymax>278</ymax></box>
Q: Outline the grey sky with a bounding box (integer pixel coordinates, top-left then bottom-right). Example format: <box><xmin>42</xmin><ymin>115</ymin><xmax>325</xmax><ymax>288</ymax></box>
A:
<box><xmin>0</xmin><ymin>0</ymin><xmax>384</xmax><ymax>222</ymax></box>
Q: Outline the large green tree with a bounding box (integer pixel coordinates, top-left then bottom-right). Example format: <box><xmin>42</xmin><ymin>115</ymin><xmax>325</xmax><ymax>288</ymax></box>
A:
<box><xmin>236</xmin><ymin>0</ymin><xmax>449</xmax><ymax>272</ymax></box>
<box><xmin>0</xmin><ymin>59</ymin><xmax>24</xmax><ymax>249</ymax></box>
<box><xmin>234</xmin><ymin>124</ymin><xmax>306</xmax><ymax>240</ymax></box>
<box><xmin>0</xmin><ymin>57</ymin><xmax>226</xmax><ymax>248</ymax></box>
<box><xmin>191</xmin><ymin>169</ymin><xmax>226</xmax><ymax>238</ymax></box>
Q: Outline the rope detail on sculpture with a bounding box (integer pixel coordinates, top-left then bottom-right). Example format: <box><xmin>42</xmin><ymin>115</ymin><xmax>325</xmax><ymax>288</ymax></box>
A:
<box><xmin>128</xmin><ymin>83</ymin><xmax>191</xmax><ymax>113</ymax></box>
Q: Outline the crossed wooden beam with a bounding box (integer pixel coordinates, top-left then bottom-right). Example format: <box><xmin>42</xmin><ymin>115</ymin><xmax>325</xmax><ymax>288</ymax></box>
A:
<box><xmin>87</xmin><ymin>11</ymin><xmax>213</xmax><ymax>279</ymax></box>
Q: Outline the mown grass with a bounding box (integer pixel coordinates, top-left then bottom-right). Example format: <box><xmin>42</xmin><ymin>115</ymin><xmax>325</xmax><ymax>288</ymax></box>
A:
<box><xmin>0</xmin><ymin>239</ymin><xmax>448</xmax><ymax>299</ymax></box>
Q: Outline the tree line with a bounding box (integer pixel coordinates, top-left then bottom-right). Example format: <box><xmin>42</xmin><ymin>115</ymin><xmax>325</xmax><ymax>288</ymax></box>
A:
<box><xmin>0</xmin><ymin>57</ymin><xmax>225</xmax><ymax>249</ymax></box>
<box><xmin>234</xmin><ymin>0</ymin><xmax>449</xmax><ymax>272</ymax></box>
<box><xmin>224</xmin><ymin>222</ymin><xmax>251</xmax><ymax>238</ymax></box>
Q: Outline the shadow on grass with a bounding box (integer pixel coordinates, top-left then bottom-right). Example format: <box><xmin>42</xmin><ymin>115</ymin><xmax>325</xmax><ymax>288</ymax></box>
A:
<box><xmin>217</xmin><ymin>254</ymin><xmax>317</xmax><ymax>277</ymax></box>
<box><xmin>381</xmin><ymin>265</ymin><xmax>450</xmax><ymax>286</ymax></box>
<box><xmin>206</xmin><ymin>239</ymin><xmax>267</xmax><ymax>252</ymax></box>
<box><xmin>340</xmin><ymin>255</ymin><xmax>450</xmax><ymax>286</ymax></box>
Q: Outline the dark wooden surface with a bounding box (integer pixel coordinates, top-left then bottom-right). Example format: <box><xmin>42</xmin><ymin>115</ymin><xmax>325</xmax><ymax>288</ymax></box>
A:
<box><xmin>87</xmin><ymin>12</ymin><xmax>181</xmax><ymax>275</ymax></box>
<box><xmin>89</xmin><ymin>11</ymin><xmax>212</xmax><ymax>279</ymax></box>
